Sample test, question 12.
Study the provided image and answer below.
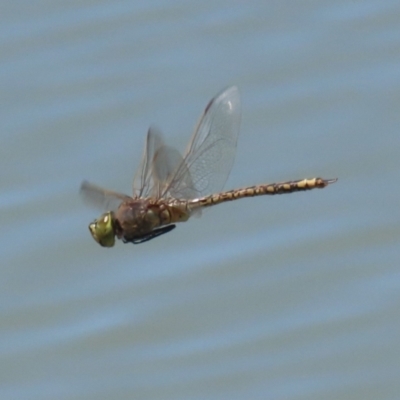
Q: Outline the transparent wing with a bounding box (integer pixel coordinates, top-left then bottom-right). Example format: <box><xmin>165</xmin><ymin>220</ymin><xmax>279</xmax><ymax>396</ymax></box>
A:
<box><xmin>133</xmin><ymin>126</ymin><xmax>165</xmax><ymax>198</ymax></box>
<box><xmin>160</xmin><ymin>86</ymin><xmax>241</xmax><ymax>199</ymax></box>
<box><xmin>80</xmin><ymin>181</ymin><xmax>131</xmax><ymax>211</ymax></box>
<box><xmin>152</xmin><ymin>145</ymin><xmax>196</xmax><ymax>199</ymax></box>
<box><xmin>133</xmin><ymin>126</ymin><xmax>196</xmax><ymax>199</ymax></box>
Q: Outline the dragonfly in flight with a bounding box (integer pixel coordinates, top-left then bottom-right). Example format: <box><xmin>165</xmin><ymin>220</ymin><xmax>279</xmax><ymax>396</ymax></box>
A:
<box><xmin>80</xmin><ymin>86</ymin><xmax>337</xmax><ymax>247</ymax></box>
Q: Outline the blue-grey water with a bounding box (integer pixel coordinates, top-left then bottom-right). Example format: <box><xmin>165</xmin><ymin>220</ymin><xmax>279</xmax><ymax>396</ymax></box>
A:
<box><xmin>2</xmin><ymin>1</ymin><xmax>400</xmax><ymax>399</ymax></box>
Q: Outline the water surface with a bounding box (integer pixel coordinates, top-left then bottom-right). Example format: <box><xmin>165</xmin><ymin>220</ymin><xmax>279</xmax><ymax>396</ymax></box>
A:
<box><xmin>1</xmin><ymin>1</ymin><xmax>400</xmax><ymax>399</ymax></box>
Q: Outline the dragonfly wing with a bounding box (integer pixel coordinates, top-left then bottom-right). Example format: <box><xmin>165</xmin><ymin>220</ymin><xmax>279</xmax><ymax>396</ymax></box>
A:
<box><xmin>134</xmin><ymin>126</ymin><xmax>196</xmax><ymax>199</ymax></box>
<box><xmin>153</xmin><ymin>145</ymin><xmax>197</xmax><ymax>199</ymax></box>
<box><xmin>133</xmin><ymin>126</ymin><xmax>165</xmax><ymax>198</ymax></box>
<box><xmin>80</xmin><ymin>181</ymin><xmax>131</xmax><ymax>211</ymax></box>
<box><xmin>160</xmin><ymin>86</ymin><xmax>241</xmax><ymax>199</ymax></box>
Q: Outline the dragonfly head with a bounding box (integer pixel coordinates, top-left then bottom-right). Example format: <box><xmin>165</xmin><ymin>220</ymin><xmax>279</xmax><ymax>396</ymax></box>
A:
<box><xmin>88</xmin><ymin>212</ymin><xmax>116</xmax><ymax>247</ymax></box>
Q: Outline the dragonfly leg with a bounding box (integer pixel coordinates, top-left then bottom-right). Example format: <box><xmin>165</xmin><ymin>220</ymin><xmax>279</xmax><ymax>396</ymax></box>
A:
<box><xmin>125</xmin><ymin>224</ymin><xmax>176</xmax><ymax>245</ymax></box>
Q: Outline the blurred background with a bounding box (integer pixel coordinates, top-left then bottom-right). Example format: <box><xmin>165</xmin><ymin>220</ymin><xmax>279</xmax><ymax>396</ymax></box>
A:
<box><xmin>1</xmin><ymin>1</ymin><xmax>400</xmax><ymax>399</ymax></box>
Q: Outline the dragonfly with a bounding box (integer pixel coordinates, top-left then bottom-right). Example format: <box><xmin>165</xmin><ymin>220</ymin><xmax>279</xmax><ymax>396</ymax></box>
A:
<box><xmin>80</xmin><ymin>86</ymin><xmax>337</xmax><ymax>247</ymax></box>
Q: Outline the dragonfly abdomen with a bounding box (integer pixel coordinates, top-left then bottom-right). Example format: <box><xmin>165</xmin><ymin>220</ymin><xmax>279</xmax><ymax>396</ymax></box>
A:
<box><xmin>256</xmin><ymin>177</ymin><xmax>337</xmax><ymax>195</ymax></box>
<box><xmin>190</xmin><ymin>177</ymin><xmax>337</xmax><ymax>209</ymax></box>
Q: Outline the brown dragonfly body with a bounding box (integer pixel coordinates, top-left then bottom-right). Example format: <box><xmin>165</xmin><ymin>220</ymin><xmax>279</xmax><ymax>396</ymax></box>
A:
<box><xmin>81</xmin><ymin>87</ymin><xmax>336</xmax><ymax>247</ymax></box>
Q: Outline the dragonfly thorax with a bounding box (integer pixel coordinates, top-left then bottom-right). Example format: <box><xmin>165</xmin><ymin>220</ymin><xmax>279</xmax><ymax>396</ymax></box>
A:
<box><xmin>114</xmin><ymin>200</ymin><xmax>163</xmax><ymax>243</ymax></box>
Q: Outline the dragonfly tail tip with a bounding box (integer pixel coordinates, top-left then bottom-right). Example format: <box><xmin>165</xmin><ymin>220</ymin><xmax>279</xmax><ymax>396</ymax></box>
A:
<box><xmin>325</xmin><ymin>178</ymin><xmax>338</xmax><ymax>185</ymax></box>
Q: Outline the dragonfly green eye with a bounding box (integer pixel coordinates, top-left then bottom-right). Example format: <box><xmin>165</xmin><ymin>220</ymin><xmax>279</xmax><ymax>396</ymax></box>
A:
<box><xmin>88</xmin><ymin>212</ymin><xmax>115</xmax><ymax>247</ymax></box>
